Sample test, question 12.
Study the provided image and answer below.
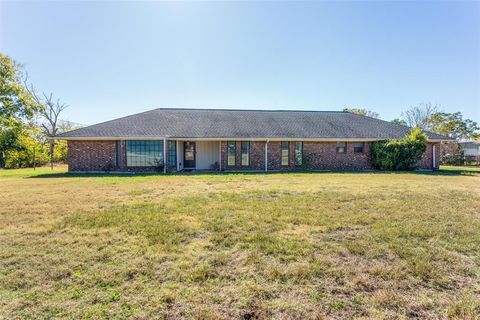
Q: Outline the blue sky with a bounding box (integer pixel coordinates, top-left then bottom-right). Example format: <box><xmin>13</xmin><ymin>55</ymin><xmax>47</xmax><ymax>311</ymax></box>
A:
<box><xmin>1</xmin><ymin>1</ymin><xmax>479</xmax><ymax>125</ymax></box>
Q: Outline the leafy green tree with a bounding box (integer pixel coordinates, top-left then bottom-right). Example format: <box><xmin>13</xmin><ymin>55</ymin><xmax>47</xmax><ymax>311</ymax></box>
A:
<box><xmin>2</xmin><ymin>125</ymin><xmax>50</xmax><ymax>168</ymax></box>
<box><xmin>0</xmin><ymin>54</ymin><xmax>39</xmax><ymax>125</ymax></box>
<box><xmin>343</xmin><ymin>108</ymin><xmax>379</xmax><ymax>119</ymax></box>
<box><xmin>427</xmin><ymin>112</ymin><xmax>479</xmax><ymax>140</ymax></box>
<box><xmin>0</xmin><ymin>54</ymin><xmax>41</xmax><ymax>167</ymax></box>
<box><xmin>0</xmin><ymin>127</ymin><xmax>21</xmax><ymax>167</ymax></box>
<box><xmin>391</xmin><ymin>118</ymin><xmax>407</xmax><ymax>126</ymax></box>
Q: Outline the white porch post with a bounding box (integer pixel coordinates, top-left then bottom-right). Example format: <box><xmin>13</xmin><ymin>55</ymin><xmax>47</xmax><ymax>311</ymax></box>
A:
<box><xmin>163</xmin><ymin>137</ymin><xmax>167</xmax><ymax>174</ymax></box>
<box><xmin>176</xmin><ymin>140</ymin><xmax>180</xmax><ymax>172</ymax></box>
<box><xmin>219</xmin><ymin>141</ymin><xmax>222</xmax><ymax>171</ymax></box>
<box><xmin>264</xmin><ymin>140</ymin><xmax>269</xmax><ymax>172</ymax></box>
<box><xmin>432</xmin><ymin>144</ymin><xmax>436</xmax><ymax>169</ymax></box>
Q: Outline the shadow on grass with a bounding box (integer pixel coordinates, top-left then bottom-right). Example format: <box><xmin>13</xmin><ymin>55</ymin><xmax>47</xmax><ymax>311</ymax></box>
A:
<box><xmin>27</xmin><ymin>166</ymin><xmax>480</xmax><ymax>178</ymax></box>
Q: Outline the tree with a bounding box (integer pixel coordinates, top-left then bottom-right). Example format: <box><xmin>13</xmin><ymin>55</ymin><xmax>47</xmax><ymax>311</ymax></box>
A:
<box><xmin>2</xmin><ymin>125</ymin><xmax>49</xmax><ymax>168</ymax></box>
<box><xmin>391</xmin><ymin>118</ymin><xmax>407</xmax><ymax>126</ymax></box>
<box><xmin>401</xmin><ymin>102</ymin><xmax>438</xmax><ymax>130</ymax></box>
<box><xmin>0</xmin><ymin>54</ymin><xmax>40</xmax><ymax>168</ymax></box>
<box><xmin>0</xmin><ymin>54</ymin><xmax>38</xmax><ymax>124</ymax></box>
<box><xmin>24</xmin><ymin>81</ymin><xmax>67</xmax><ymax>170</ymax></box>
<box><xmin>427</xmin><ymin>112</ymin><xmax>479</xmax><ymax>140</ymax></box>
<box><xmin>343</xmin><ymin>108</ymin><xmax>379</xmax><ymax>119</ymax></box>
<box><xmin>0</xmin><ymin>127</ymin><xmax>21</xmax><ymax>167</ymax></box>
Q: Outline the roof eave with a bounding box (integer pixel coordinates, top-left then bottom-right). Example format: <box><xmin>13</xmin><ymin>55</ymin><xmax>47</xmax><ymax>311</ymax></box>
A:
<box><xmin>53</xmin><ymin>136</ymin><xmax>451</xmax><ymax>142</ymax></box>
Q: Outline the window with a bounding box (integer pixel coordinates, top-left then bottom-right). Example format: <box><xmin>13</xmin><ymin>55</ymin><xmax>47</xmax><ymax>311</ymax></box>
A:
<box><xmin>353</xmin><ymin>142</ymin><xmax>364</xmax><ymax>153</ymax></box>
<box><xmin>115</xmin><ymin>140</ymin><xmax>121</xmax><ymax>168</ymax></box>
<box><xmin>295</xmin><ymin>142</ymin><xmax>303</xmax><ymax>166</ymax></box>
<box><xmin>241</xmin><ymin>141</ymin><xmax>249</xmax><ymax>166</ymax></box>
<box><xmin>281</xmin><ymin>141</ymin><xmax>289</xmax><ymax>166</ymax></box>
<box><xmin>227</xmin><ymin>141</ymin><xmax>236</xmax><ymax>166</ymax></box>
<box><xmin>336</xmin><ymin>142</ymin><xmax>347</xmax><ymax>154</ymax></box>
<box><xmin>126</xmin><ymin>140</ymin><xmax>163</xmax><ymax>167</ymax></box>
<box><xmin>168</xmin><ymin>140</ymin><xmax>176</xmax><ymax>167</ymax></box>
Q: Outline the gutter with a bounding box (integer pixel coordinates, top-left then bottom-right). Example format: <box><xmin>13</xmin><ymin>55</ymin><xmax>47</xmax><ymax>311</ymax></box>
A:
<box><xmin>52</xmin><ymin>136</ymin><xmax>451</xmax><ymax>143</ymax></box>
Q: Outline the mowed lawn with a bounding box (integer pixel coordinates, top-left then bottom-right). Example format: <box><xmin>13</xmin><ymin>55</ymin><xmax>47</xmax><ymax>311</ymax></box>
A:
<box><xmin>1</xmin><ymin>167</ymin><xmax>479</xmax><ymax>319</ymax></box>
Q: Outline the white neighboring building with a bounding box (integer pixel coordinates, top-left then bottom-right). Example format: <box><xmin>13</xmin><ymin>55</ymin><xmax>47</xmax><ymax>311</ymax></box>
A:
<box><xmin>459</xmin><ymin>140</ymin><xmax>480</xmax><ymax>160</ymax></box>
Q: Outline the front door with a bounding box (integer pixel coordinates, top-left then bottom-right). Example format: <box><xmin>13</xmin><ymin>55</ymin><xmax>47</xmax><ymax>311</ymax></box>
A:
<box><xmin>184</xmin><ymin>141</ymin><xmax>196</xmax><ymax>169</ymax></box>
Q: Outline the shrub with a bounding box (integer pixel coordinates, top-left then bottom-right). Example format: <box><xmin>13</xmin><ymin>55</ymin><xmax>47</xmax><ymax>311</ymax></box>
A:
<box><xmin>371</xmin><ymin>127</ymin><xmax>427</xmax><ymax>170</ymax></box>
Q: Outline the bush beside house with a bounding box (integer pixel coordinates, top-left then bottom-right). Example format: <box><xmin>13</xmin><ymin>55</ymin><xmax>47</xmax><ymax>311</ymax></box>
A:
<box><xmin>371</xmin><ymin>128</ymin><xmax>428</xmax><ymax>170</ymax></box>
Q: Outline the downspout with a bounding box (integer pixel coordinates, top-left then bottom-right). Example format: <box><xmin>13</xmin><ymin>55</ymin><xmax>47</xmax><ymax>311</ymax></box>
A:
<box><xmin>163</xmin><ymin>137</ymin><xmax>167</xmax><ymax>174</ymax></box>
<box><xmin>265</xmin><ymin>140</ymin><xmax>269</xmax><ymax>172</ymax></box>
<box><xmin>432</xmin><ymin>144</ymin><xmax>436</xmax><ymax>170</ymax></box>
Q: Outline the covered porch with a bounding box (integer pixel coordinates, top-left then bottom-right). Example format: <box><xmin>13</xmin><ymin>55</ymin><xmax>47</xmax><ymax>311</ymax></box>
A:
<box><xmin>174</xmin><ymin>140</ymin><xmax>221</xmax><ymax>171</ymax></box>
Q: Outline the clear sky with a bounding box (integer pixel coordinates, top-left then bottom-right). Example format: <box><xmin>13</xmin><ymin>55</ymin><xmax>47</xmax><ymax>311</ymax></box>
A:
<box><xmin>1</xmin><ymin>1</ymin><xmax>479</xmax><ymax>125</ymax></box>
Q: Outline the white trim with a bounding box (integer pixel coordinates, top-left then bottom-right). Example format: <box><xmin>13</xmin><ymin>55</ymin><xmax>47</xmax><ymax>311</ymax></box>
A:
<box><xmin>264</xmin><ymin>140</ymin><xmax>269</xmax><ymax>172</ymax></box>
<box><xmin>219</xmin><ymin>141</ymin><xmax>222</xmax><ymax>171</ymax></box>
<box><xmin>432</xmin><ymin>144</ymin><xmax>436</xmax><ymax>169</ymax></box>
<box><xmin>163</xmin><ymin>138</ymin><xmax>167</xmax><ymax>174</ymax></box>
<box><xmin>54</xmin><ymin>136</ymin><xmax>448</xmax><ymax>142</ymax></box>
<box><xmin>176</xmin><ymin>140</ymin><xmax>180</xmax><ymax>172</ymax></box>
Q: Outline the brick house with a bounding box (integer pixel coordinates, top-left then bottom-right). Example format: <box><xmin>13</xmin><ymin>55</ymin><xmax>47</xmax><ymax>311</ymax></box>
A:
<box><xmin>56</xmin><ymin>108</ymin><xmax>450</xmax><ymax>173</ymax></box>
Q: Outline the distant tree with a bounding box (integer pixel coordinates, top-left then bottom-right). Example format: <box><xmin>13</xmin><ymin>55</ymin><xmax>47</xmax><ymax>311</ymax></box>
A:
<box><xmin>427</xmin><ymin>112</ymin><xmax>479</xmax><ymax>140</ymax></box>
<box><xmin>55</xmin><ymin>120</ymin><xmax>82</xmax><ymax>162</ymax></box>
<box><xmin>400</xmin><ymin>102</ymin><xmax>438</xmax><ymax>130</ymax></box>
<box><xmin>343</xmin><ymin>108</ymin><xmax>379</xmax><ymax>119</ymax></box>
<box><xmin>391</xmin><ymin>118</ymin><xmax>407</xmax><ymax>126</ymax></box>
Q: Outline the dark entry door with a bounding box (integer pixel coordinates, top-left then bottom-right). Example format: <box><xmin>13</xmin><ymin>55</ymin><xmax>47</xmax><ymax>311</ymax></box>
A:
<box><xmin>184</xmin><ymin>141</ymin><xmax>196</xmax><ymax>169</ymax></box>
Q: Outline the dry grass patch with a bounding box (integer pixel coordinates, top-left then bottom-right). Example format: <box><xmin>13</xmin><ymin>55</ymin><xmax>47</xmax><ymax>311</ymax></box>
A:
<box><xmin>0</xmin><ymin>166</ymin><xmax>479</xmax><ymax>319</ymax></box>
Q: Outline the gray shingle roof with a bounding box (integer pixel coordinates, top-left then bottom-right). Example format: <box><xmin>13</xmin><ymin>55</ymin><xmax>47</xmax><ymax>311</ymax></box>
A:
<box><xmin>57</xmin><ymin>108</ymin><xmax>451</xmax><ymax>140</ymax></box>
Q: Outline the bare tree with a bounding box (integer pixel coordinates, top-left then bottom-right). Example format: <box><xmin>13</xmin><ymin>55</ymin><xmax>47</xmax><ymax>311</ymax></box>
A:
<box><xmin>24</xmin><ymin>74</ymin><xmax>67</xmax><ymax>170</ymax></box>
<box><xmin>401</xmin><ymin>102</ymin><xmax>438</xmax><ymax>130</ymax></box>
<box><xmin>40</xmin><ymin>94</ymin><xmax>67</xmax><ymax>169</ymax></box>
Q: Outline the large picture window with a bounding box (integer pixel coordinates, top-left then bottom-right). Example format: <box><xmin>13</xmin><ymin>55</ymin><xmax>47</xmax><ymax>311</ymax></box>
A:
<box><xmin>295</xmin><ymin>142</ymin><xmax>303</xmax><ymax>166</ymax></box>
<box><xmin>227</xmin><ymin>141</ymin><xmax>236</xmax><ymax>166</ymax></box>
<box><xmin>168</xmin><ymin>140</ymin><xmax>176</xmax><ymax>167</ymax></box>
<box><xmin>241</xmin><ymin>141</ymin><xmax>249</xmax><ymax>166</ymax></box>
<box><xmin>281</xmin><ymin>141</ymin><xmax>289</xmax><ymax>166</ymax></box>
<box><xmin>126</xmin><ymin>140</ymin><xmax>163</xmax><ymax>167</ymax></box>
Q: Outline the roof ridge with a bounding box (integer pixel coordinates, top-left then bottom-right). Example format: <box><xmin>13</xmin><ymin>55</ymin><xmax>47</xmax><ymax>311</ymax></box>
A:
<box><xmin>151</xmin><ymin>107</ymin><xmax>347</xmax><ymax>113</ymax></box>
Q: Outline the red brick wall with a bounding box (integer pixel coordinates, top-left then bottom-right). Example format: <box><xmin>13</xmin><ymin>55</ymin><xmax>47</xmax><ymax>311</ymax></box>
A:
<box><xmin>67</xmin><ymin>140</ymin><xmax>116</xmax><ymax>172</ymax></box>
<box><xmin>68</xmin><ymin>140</ymin><xmax>440</xmax><ymax>172</ymax></box>
<box><xmin>220</xmin><ymin>141</ymin><xmax>265</xmax><ymax>171</ymax></box>
<box><xmin>303</xmin><ymin>141</ymin><xmax>372</xmax><ymax>170</ymax></box>
<box><xmin>68</xmin><ymin>140</ymin><xmax>175</xmax><ymax>173</ymax></box>
<box><xmin>417</xmin><ymin>142</ymin><xmax>440</xmax><ymax>170</ymax></box>
<box><xmin>220</xmin><ymin>141</ymin><xmax>373</xmax><ymax>171</ymax></box>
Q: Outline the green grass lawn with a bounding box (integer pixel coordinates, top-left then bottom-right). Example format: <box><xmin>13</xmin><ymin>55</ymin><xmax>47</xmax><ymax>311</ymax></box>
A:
<box><xmin>0</xmin><ymin>166</ymin><xmax>479</xmax><ymax>319</ymax></box>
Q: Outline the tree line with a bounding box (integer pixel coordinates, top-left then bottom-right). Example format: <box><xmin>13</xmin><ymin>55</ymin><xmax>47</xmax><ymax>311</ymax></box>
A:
<box><xmin>344</xmin><ymin>105</ymin><xmax>479</xmax><ymax>140</ymax></box>
<box><xmin>1</xmin><ymin>54</ymin><xmax>80</xmax><ymax>169</ymax></box>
